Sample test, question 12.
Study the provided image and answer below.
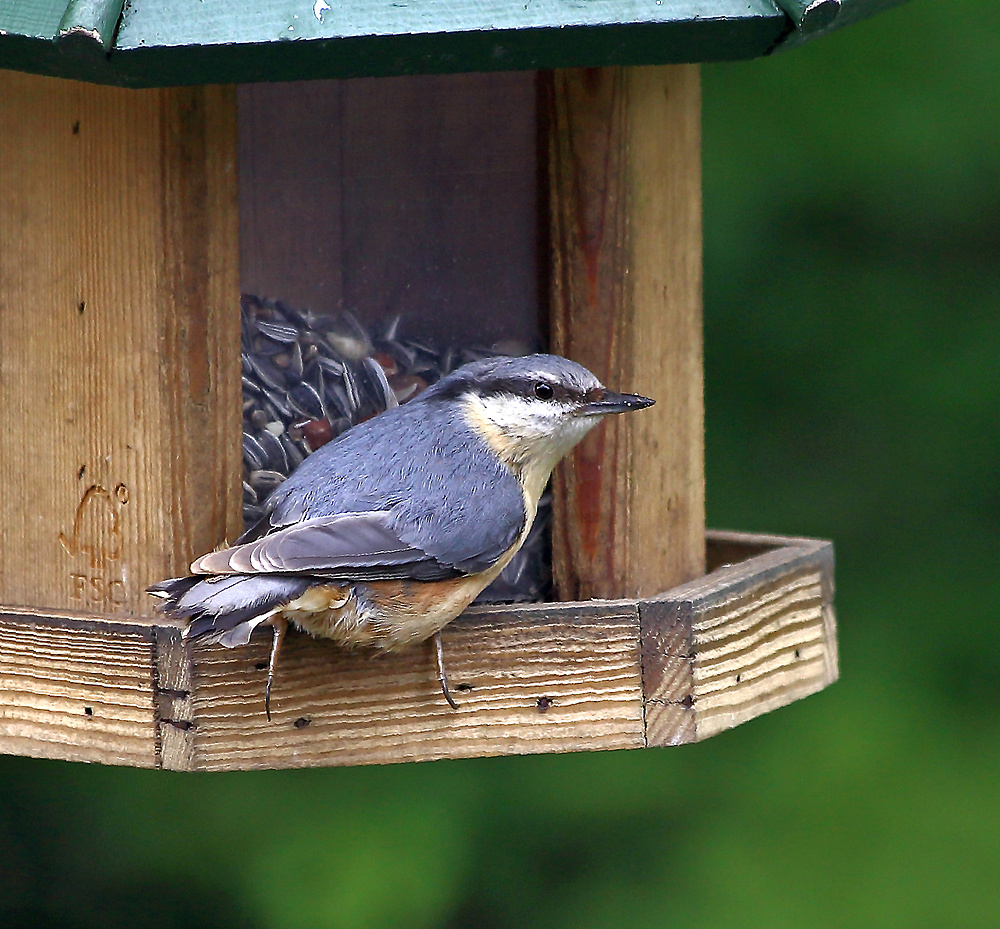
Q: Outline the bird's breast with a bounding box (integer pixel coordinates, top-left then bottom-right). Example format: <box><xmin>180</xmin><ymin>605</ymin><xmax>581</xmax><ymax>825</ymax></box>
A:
<box><xmin>276</xmin><ymin>543</ymin><xmax>518</xmax><ymax>651</ymax></box>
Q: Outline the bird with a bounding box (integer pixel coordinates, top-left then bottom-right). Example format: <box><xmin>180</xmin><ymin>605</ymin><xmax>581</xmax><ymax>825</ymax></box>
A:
<box><xmin>148</xmin><ymin>353</ymin><xmax>654</xmax><ymax>718</ymax></box>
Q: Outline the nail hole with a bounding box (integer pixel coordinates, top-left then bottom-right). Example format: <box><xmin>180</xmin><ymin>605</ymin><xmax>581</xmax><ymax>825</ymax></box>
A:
<box><xmin>72</xmin><ymin>121</ymin><xmax>80</xmax><ymax>134</ymax></box>
<box><xmin>736</xmin><ymin>674</ymin><xmax>742</xmax><ymax>683</ymax></box>
<box><xmin>115</xmin><ymin>483</ymin><xmax>130</xmax><ymax>504</ymax></box>
<box><xmin>84</xmin><ymin>706</ymin><xmax>93</xmax><ymax>716</ymax></box>
<box><xmin>77</xmin><ymin>465</ymin><xmax>86</xmax><ymax>480</ymax></box>
<box><xmin>456</xmin><ymin>683</ymin><xmax>473</xmax><ymax>692</ymax></box>
<box><xmin>78</xmin><ymin>301</ymin><xmax>85</xmax><ymax>315</ymax></box>
<box><xmin>794</xmin><ymin>649</ymin><xmax>801</xmax><ymax>659</ymax></box>
<box><xmin>536</xmin><ymin>696</ymin><xmax>553</xmax><ymax>712</ymax></box>
<box><xmin>254</xmin><ymin>661</ymin><xmax>267</xmax><ymax>671</ymax></box>
<box><xmin>293</xmin><ymin>717</ymin><xmax>311</xmax><ymax>729</ymax></box>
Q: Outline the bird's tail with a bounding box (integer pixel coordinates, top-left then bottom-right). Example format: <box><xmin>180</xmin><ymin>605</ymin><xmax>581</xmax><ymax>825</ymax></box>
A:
<box><xmin>147</xmin><ymin>574</ymin><xmax>311</xmax><ymax>647</ymax></box>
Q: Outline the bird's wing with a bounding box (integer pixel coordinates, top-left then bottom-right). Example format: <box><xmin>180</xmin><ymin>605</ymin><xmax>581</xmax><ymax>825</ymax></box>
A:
<box><xmin>191</xmin><ymin>511</ymin><xmax>462</xmax><ymax>581</ymax></box>
<box><xmin>215</xmin><ymin>399</ymin><xmax>530</xmax><ymax>580</ymax></box>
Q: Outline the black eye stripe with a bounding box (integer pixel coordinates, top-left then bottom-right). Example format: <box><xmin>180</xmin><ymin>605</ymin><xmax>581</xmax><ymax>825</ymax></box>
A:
<box><xmin>475</xmin><ymin>376</ymin><xmax>573</xmax><ymax>401</ymax></box>
<box><xmin>433</xmin><ymin>373</ymin><xmax>585</xmax><ymax>404</ymax></box>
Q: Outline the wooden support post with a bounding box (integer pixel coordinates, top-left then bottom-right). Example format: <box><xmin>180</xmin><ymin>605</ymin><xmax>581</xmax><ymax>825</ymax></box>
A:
<box><xmin>546</xmin><ymin>65</ymin><xmax>704</xmax><ymax>601</ymax></box>
<box><xmin>0</xmin><ymin>72</ymin><xmax>241</xmax><ymax>618</ymax></box>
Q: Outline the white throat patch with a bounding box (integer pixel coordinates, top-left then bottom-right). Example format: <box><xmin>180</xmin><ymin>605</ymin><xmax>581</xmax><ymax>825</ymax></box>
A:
<box><xmin>463</xmin><ymin>392</ymin><xmax>599</xmax><ymax>505</ymax></box>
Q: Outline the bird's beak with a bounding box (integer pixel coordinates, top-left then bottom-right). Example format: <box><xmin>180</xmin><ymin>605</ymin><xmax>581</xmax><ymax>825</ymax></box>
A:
<box><xmin>581</xmin><ymin>390</ymin><xmax>655</xmax><ymax>415</ymax></box>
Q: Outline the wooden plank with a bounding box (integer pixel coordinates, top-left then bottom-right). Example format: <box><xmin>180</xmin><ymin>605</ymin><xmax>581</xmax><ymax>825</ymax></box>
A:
<box><xmin>185</xmin><ymin>601</ymin><xmax>645</xmax><ymax>771</ymax></box>
<box><xmin>0</xmin><ymin>0</ymin><xmax>912</xmax><ymax>86</ymax></box>
<box><xmin>0</xmin><ymin>72</ymin><xmax>242</xmax><ymax>618</ymax></box>
<box><xmin>117</xmin><ymin>0</ymin><xmax>782</xmax><ymax>47</ymax></box>
<box><xmin>0</xmin><ymin>608</ymin><xmax>157</xmax><ymax>766</ymax></box>
<box><xmin>546</xmin><ymin>64</ymin><xmax>705</xmax><ymax>602</ymax></box>
<box><xmin>641</xmin><ymin>537</ymin><xmax>837</xmax><ymax>745</ymax></box>
<box><xmin>153</xmin><ymin>622</ymin><xmax>196</xmax><ymax>771</ymax></box>
<box><xmin>238</xmin><ymin>73</ymin><xmax>540</xmax><ymax>349</ymax></box>
<box><xmin>109</xmin><ymin>2</ymin><xmax>785</xmax><ymax>86</ymax></box>
<box><xmin>0</xmin><ymin>533</ymin><xmax>836</xmax><ymax>770</ymax></box>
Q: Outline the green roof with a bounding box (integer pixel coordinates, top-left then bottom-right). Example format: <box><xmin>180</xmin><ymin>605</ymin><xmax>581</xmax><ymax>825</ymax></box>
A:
<box><xmin>0</xmin><ymin>0</ymin><xmax>907</xmax><ymax>87</ymax></box>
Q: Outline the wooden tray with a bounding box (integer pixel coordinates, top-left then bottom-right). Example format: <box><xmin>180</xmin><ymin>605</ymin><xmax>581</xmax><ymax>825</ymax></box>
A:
<box><xmin>0</xmin><ymin>531</ymin><xmax>836</xmax><ymax>771</ymax></box>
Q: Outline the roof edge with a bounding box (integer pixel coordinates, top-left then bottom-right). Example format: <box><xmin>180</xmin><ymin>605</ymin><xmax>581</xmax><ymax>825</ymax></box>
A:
<box><xmin>772</xmin><ymin>0</ymin><xmax>911</xmax><ymax>51</ymax></box>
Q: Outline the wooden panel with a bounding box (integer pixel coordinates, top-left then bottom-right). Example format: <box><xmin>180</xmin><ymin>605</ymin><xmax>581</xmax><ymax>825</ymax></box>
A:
<box><xmin>0</xmin><ymin>533</ymin><xmax>837</xmax><ymax>770</ymax></box>
<box><xmin>0</xmin><ymin>72</ymin><xmax>242</xmax><ymax>617</ymax></box>
<box><xmin>641</xmin><ymin>534</ymin><xmax>837</xmax><ymax>746</ymax></box>
<box><xmin>0</xmin><ymin>608</ymin><xmax>156</xmax><ymax>766</ymax></box>
<box><xmin>153</xmin><ymin>622</ymin><xmax>196</xmax><ymax>771</ymax></box>
<box><xmin>547</xmin><ymin>64</ymin><xmax>705</xmax><ymax>601</ymax></box>
<box><xmin>184</xmin><ymin>601</ymin><xmax>645</xmax><ymax>771</ymax></box>
<box><xmin>110</xmin><ymin>2</ymin><xmax>785</xmax><ymax>85</ymax></box>
<box><xmin>238</xmin><ymin>73</ymin><xmax>540</xmax><ymax>349</ymax></box>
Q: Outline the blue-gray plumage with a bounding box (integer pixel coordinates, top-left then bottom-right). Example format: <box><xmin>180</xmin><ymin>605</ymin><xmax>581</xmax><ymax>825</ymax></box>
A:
<box><xmin>148</xmin><ymin>353</ymin><xmax>654</xmax><ymax>716</ymax></box>
<box><xmin>252</xmin><ymin>373</ymin><xmax>527</xmax><ymax>578</ymax></box>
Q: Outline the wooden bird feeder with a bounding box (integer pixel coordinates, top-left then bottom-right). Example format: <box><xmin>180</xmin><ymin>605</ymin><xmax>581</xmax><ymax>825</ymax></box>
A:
<box><xmin>0</xmin><ymin>0</ymin><xmax>899</xmax><ymax>771</ymax></box>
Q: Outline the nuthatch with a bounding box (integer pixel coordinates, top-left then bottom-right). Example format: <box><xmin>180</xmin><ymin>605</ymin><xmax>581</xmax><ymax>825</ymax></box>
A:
<box><xmin>149</xmin><ymin>354</ymin><xmax>654</xmax><ymax>717</ymax></box>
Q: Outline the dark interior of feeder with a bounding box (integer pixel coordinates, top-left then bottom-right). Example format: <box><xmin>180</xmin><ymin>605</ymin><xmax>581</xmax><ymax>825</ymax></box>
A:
<box><xmin>237</xmin><ymin>73</ymin><xmax>550</xmax><ymax>603</ymax></box>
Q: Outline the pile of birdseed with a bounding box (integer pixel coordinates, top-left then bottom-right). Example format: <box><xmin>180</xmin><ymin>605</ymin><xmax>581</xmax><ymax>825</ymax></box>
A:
<box><xmin>240</xmin><ymin>293</ymin><xmax>551</xmax><ymax>603</ymax></box>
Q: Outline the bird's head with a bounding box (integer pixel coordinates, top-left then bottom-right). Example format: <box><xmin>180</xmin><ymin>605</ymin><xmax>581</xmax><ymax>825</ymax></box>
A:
<box><xmin>426</xmin><ymin>353</ymin><xmax>655</xmax><ymax>501</ymax></box>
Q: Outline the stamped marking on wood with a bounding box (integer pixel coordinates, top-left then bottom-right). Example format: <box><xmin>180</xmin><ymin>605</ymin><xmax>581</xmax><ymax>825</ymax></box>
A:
<box><xmin>59</xmin><ymin>482</ymin><xmax>129</xmax><ymax>606</ymax></box>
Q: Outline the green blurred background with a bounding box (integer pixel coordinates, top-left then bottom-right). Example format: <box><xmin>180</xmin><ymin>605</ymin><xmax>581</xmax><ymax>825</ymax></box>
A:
<box><xmin>3</xmin><ymin>0</ymin><xmax>999</xmax><ymax>925</ymax></box>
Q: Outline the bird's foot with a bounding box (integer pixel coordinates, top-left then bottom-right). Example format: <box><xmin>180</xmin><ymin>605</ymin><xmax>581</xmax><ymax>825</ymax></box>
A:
<box><xmin>433</xmin><ymin>630</ymin><xmax>459</xmax><ymax>710</ymax></box>
<box><xmin>266</xmin><ymin>615</ymin><xmax>288</xmax><ymax>721</ymax></box>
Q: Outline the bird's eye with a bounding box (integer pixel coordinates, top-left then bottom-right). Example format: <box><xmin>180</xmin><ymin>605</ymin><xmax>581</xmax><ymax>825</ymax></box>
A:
<box><xmin>534</xmin><ymin>382</ymin><xmax>554</xmax><ymax>400</ymax></box>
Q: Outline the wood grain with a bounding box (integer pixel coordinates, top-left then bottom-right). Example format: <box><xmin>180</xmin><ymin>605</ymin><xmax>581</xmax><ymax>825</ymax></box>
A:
<box><xmin>0</xmin><ymin>72</ymin><xmax>241</xmax><ymax>618</ymax></box>
<box><xmin>641</xmin><ymin>534</ymin><xmax>837</xmax><ymax>745</ymax></box>
<box><xmin>546</xmin><ymin>65</ymin><xmax>705</xmax><ymax>601</ymax></box>
<box><xmin>185</xmin><ymin>601</ymin><xmax>644</xmax><ymax>771</ymax></box>
<box><xmin>153</xmin><ymin>622</ymin><xmax>196</xmax><ymax>771</ymax></box>
<box><xmin>0</xmin><ymin>608</ymin><xmax>156</xmax><ymax>766</ymax></box>
<box><xmin>0</xmin><ymin>533</ymin><xmax>836</xmax><ymax>769</ymax></box>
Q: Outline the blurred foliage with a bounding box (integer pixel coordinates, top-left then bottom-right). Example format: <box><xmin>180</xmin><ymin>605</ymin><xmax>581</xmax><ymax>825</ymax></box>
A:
<box><xmin>2</xmin><ymin>1</ymin><xmax>999</xmax><ymax>926</ymax></box>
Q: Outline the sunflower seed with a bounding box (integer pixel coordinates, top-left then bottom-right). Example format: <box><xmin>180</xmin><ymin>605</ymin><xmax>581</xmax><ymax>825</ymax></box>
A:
<box><xmin>316</xmin><ymin>355</ymin><xmax>345</xmax><ymax>377</ymax></box>
<box><xmin>248</xmin><ymin>469</ymin><xmax>287</xmax><ymax>495</ymax></box>
<box><xmin>362</xmin><ymin>357</ymin><xmax>398</xmax><ymax>410</ymax></box>
<box><xmin>256</xmin><ymin>319</ymin><xmax>300</xmax><ymax>343</ymax></box>
<box><xmin>242</xmin><ymin>433</ymin><xmax>265</xmax><ymax>471</ymax></box>
<box><xmin>256</xmin><ymin>429</ymin><xmax>289</xmax><ymax>472</ymax></box>
<box><xmin>289</xmin><ymin>382</ymin><xmax>326</xmax><ymax>420</ymax></box>
<box><xmin>237</xmin><ymin>292</ymin><xmax>547</xmax><ymax>603</ymax></box>
<box><xmin>247</xmin><ymin>354</ymin><xmax>288</xmax><ymax>392</ymax></box>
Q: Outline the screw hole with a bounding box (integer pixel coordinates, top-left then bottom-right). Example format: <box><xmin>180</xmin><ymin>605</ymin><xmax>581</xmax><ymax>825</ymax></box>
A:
<box><xmin>536</xmin><ymin>696</ymin><xmax>553</xmax><ymax>712</ymax></box>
